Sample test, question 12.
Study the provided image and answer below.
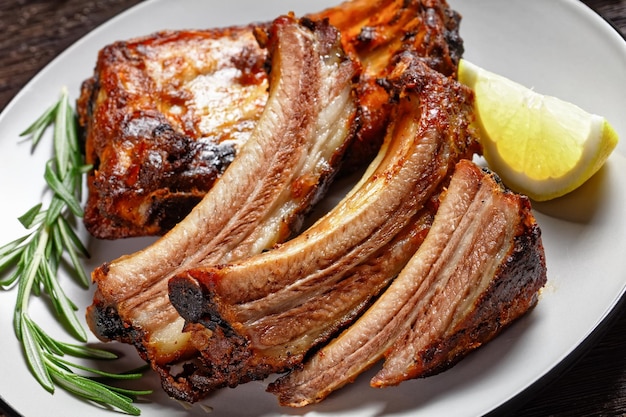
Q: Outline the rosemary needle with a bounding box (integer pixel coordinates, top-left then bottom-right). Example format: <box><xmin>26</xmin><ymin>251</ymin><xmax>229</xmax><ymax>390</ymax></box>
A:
<box><xmin>0</xmin><ymin>88</ymin><xmax>151</xmax><ymax>415</ymax></box>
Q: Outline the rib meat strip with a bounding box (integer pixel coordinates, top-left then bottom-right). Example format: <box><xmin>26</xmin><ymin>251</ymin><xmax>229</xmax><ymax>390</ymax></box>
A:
<box><xmin>372</xmin><ymin>160</ymin><xmax>547</xmax><ymax>387</ymax></box>
<box><xmin>86</xmin><ymin>14</ymin><xmax>358</xmax><ymax>386</ymax></box>
<box><xmin>167</xmin><ymin>53</ymin><xmax>479</xmax><ymax>399</ymax></box>
<box><xmin>269</xmin><ymin>159</ymin><xmax>547</xmax><ymax>407</ymax></box>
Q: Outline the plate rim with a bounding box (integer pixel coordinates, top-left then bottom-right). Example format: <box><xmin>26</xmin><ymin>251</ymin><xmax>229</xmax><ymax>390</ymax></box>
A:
<box><xmin>1</xmin><ymin>0</ymin><xmax>625</xmax><ymax>416</ymax></box>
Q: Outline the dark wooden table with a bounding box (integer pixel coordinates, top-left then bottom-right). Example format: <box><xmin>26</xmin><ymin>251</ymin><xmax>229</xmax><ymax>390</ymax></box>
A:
<box><xmin>0</xmin><ymin>1</ymin><xmax>625</xmax><ymax>416</ymax></box>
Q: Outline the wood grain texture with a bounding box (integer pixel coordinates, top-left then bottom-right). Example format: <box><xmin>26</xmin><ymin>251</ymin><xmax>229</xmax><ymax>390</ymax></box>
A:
<box><xmin>0</xmin><ymin>1</ymin><xmax>625</xmax><ymax>416</ymax></box>
<box><xmin>583</xmin><ymin>0</ymin><xmax>626</xmax><ymax>36</ymax></box>
<box><xmin>0</xmin><ymin>0</ymin><xmax>143</xmax><ymax>111</ymax></box>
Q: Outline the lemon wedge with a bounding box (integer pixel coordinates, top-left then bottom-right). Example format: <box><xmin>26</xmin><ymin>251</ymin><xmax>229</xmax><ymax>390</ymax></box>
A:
<box><xmin>458</xmin><ymin>59</ymin><xmax>619</xmax><ymax>201</ymax></box>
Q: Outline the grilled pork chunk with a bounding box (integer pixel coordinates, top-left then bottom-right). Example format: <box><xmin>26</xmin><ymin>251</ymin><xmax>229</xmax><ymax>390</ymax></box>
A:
<box><xmin>269</xmin><ymin>160</ymin><xmax>547</xmax><ymax>406</ymax></box>
<box><xmin>78</xmin><ymin>26</ymin><xmax>267</xmax><ymax>239</ymax></box>
<box><xmin>77</xmin><ymin>0</ymin><xmax>463</xmax><ymax>239</ymax></box>
<box><xmin>87</xmin><ymin>14</ymin><xmax>358</xmax><ymax>391</ymax></box>
<box><xmin>167</xmin><ymin>54</ymin><xmax>479</xmax><ymax>400</ymax></box>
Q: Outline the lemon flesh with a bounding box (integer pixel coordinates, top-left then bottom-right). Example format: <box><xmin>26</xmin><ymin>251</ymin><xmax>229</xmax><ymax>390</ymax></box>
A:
<box><xmin>458</xmin><ymin>59</ymin><xmax>619</xmax><ymax>201</ymax></box>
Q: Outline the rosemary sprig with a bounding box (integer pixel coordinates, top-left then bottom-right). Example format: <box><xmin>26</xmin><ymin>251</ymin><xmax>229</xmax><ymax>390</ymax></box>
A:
<box><xmin>0</xmin><ymin>88</ymin><xmax>151</xmax><ymax>415</ymax></box>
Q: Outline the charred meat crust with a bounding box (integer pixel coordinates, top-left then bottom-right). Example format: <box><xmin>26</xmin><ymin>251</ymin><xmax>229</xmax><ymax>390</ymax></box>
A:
<box><xmin>405</xmin><ymin>202</ymin><xmax>545</xmax><ymax>379</ymax></box>
<box><xmin>317</xmin><ymin>0</ymin><xmax>464</xmax><ymax>165</ymax></box>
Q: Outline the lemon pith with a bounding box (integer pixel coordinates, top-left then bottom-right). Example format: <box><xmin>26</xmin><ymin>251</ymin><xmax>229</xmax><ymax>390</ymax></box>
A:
<box><xmin>458</xmin><ymin>59</ymin><xmax>619</xmax><ymax>201</ymax></box>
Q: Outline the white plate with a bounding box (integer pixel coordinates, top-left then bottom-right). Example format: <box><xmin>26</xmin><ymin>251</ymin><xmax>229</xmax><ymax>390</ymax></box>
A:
<box><xmin>1</xmin><ymin>0</ymin><xmax>625</xmax><ymax>416</ymax></box>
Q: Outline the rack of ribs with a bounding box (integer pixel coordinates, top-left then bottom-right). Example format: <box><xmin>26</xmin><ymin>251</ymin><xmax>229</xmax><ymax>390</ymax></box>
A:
<box><xmin>167</xmin><ymin>52</ymin><xmax>480</xmax><ymax>401</ymax></box>
<box><xmin>77</xmin><ymin>0</ymin><xmax>463</xmax><ymax>239</ymax></box>
<box><xmin>84</xmin><ymin>0</ymin><xmax>547</xmax><ymax>407</ymax></box>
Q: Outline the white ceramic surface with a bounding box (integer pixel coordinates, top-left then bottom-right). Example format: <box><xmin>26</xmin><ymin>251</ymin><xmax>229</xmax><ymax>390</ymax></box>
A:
<box><xmin>1</xmin><ymin>0</ymin><xmax>625</xmax><ymax>416</ymax></box>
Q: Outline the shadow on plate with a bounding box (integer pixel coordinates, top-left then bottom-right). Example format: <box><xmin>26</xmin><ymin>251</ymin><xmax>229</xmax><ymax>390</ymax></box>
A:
<box><xmin>531</xmin><ymin>160</ymin><xmax>613</xmax><ymax>224</ymax></box>
<box><xmin>274</xmin><ymin>313</ymin><xmax>539</xmax><ymax>417</ymax></box>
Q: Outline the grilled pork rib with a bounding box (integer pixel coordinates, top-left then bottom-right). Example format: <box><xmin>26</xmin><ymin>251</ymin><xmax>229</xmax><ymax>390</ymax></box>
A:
<box><xmin>167</xmin><ymin>54</ymin><xmax>479</xmax><ymax>399</ymax></box>
<box><xmin>77</xmin><ymin>0</ymin><xmax>463</xmax><ymax>239</ymax></box>
<box><xmin>372</xmin><ymin>161</ymin><xmax>546</xmax><ymax>387</ymax></box>
<box><xmin>87</xmin><ymin>14</ymin><xmax>358</xmax><ymax>389</ymax></box>
<box><xmin>268</xmin><ymin>160</ymin><xmax>547</xmax><ymax>406</ymax></box>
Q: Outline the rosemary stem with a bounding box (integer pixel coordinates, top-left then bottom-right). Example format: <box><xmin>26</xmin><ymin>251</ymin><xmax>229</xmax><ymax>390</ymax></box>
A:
<box><xmin>14</xmin><ymin>226</ymin><xmax>49</xmax><ymax>337</ymax></box>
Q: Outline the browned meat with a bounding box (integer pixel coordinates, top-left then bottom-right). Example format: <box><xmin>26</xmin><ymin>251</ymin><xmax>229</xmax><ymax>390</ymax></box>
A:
<box><xmin>78</xmin><ymin>26</ymin><xmax>268</xmax><ymax>239</ymax></box>
<box><xmin>268</xmin><ymin>159</ymin><xmax>547</xmax><ymax>407</ymax></box>
<box><xmin>319</xmin><ymin>0</ymin><xmax>464</xmax><ymax>164</ymax></box>
<box><xmin>86</xmin><ymin>14</ymin><xmax>359</xmax><ymax>391</ymax></box>
<box><xmin>167</xmin><ymin>54</ymin><xmax>479</xmax><ymax>401</ymax></box>
<box><xmin>77</xmin><ymin>0</ymin><xmax>463</xmax><ymax>239</ymax></box>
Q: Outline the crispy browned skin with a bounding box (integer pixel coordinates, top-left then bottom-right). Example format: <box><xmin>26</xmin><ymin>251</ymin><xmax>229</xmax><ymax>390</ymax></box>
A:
<box><xmin>78</xmin><ymin>27</ymin><xmax>268</xmax><ymax>239</ymax></box>
<box><xmin>167</xmin><ymin>54</ymin><xmax>479</xmax><ymax>401</ymax></box>
<box><xmin>269</xmin><ymin>159</ymin><xmax>547</xmax><ymax>407</ymax></box>
<box><xmin>87</xmin><ymin>13</ymin><xmax>359</xmax><ymax>400</ymax></box>
<box><xmin>77</xmin><ymin>0</ymin><xmax>463</xmax><ymax>239</ymax></box>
